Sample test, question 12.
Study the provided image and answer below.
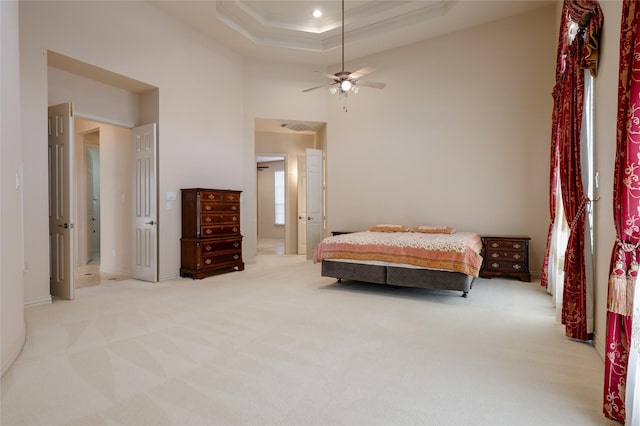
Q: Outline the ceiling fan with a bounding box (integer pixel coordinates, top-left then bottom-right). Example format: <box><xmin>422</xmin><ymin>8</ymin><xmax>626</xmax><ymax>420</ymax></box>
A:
<box><xmin>302</xmin><ymin>0</ymin><xmax>386</xmax><ymax>96</ymax></box>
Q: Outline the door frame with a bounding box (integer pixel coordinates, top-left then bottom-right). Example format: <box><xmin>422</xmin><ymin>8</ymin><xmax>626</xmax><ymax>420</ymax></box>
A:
<box><xmin>49</xmin><ymin>111</ymin><xmax>160</xmax><ymax>299</ymax></box>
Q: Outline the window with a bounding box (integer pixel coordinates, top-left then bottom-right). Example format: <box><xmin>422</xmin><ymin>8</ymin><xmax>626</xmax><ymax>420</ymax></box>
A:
<box><xmin>274</xmin><ymin>170</ymin><xmax>285</xmax><ymax>225</ymax></box>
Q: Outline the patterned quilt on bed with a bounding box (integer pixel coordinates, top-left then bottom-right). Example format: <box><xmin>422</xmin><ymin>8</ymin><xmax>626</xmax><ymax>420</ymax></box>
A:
<box><xmin>314</xmin><ymin>231</ymin><xmax>483</xmax><ymax>277</ymax></box>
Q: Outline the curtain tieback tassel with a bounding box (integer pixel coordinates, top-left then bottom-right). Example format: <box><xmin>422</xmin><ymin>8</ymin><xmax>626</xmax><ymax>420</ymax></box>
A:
<box><xmin>569</xmin><ymin>197</ymin><xmax>590</xmax><ymax>231</ymax></box>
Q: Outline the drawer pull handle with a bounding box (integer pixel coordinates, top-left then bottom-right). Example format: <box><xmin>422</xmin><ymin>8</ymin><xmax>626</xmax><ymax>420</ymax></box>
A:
<box><xmin>205</xmin><ymin>205</ymin><xmax>211</xmax><ymax>211</ymax></box>
<box><xmin>491</xmin><ymin>262</ymin><xmax>500</xmax><ymax>268</ymax></box>
<box><xmin>205</xmin><ymin>217</ymin><xmax>211</xmax><ymax>223</ymax></box>
<box><xmin>491</xmin><ymin>243</ymin><xmax>499</xmax><ymax>248</ymax></box>
<box><xmin>513</xmin><ymin>254</ymin><xmax>521</xmax><ymax>259</ymax></box>
<box><xmin>233</xmin><ymin>255</ymin><xmax>239</xmax><ymax>260</ymax></box>
<box><xmin>232</xmin><ymin>216</ymin><xmax>238</xmax><ymax>222</ymax></box>
<box><xmin>205</xmin><ymin>259</ymin><xmax>212</xmax><ymax>265</ymax></box>
<box><xmin>491</xmin><ymin>253</ymin><xmax>499</xmax><ymax>258</ymax></box>
<box><xmin>232</xmin><ymin>206</ymin><xmax>237</xmax><ymax>211</ymax></box>
<box><xmin>233</xmin><ymin>227</ymin><xmax>238</xmax><ymax>232</ymax></box>
<box><xmin>513</xmin><ymin>243</ymin><xmax>521</xmax><ymax>249</ymax></box>
<box><xmin>234</xmin><ymin>242</ymin><xmax>239</xmax><ymax>248</ymax></box>
<box><xmin>208</xmin><ymin>194</ymin><xmax>215</xmax><ymax>200</ymax></box>
<box><xmin>206</xmin><ymin>229</ymin><xmax>212</xmax><ymax>234</ymax></box>
<box><xmin>513</xmin><ymin>264</ymin><xmax>522</xmax><ymax>270</ymax></box>
<box><xmin>205</xmin><ymin>245</ymin><xmax>212</xmax><ymax>251</ymax></box>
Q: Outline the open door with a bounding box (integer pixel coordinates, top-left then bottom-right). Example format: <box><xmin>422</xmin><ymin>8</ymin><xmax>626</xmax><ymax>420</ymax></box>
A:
<box><xmin>297</xmin><ymin>154</ymin><xmax>307</xmax><ymax>255</ymax></box>
<box><xmin>86</xmin><ymin>145</ymin><xmax>100</xmax><ymax>263</ymax></box>
<box><xmin>305</xmin><ymin>148</ymin><xmax>323</xmax><ymax>259</ymax></box>
<box><xmin>132</xmin><ymin>123</ymin><xmax>158</xmax><ymax>282</ymax></box>
<box><xmin>48</xmin><ymin>102</ymin><xmax>75</xmax><ymax>299</ymax></box>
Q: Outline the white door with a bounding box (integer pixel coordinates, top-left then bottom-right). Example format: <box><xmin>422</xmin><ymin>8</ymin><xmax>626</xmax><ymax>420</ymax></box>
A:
<box><xmin>132</xmin><ymin>123</ymin><xmax>158</xmax><ymax>282</ymax></box>
<box><xmin>305</xmin><ymin>148</ymin><xmax>323</xmax><ymax>259</ymax></box>
<box><xmin>48</xmin><ymin>102</ymin><xmax>75</xmax><ymax>300</ymax></box>
<box><xmin>297</xmin><ymin>155</ymin><xmax>307</xmax><ymax>255</ymax></box>
<box><xmin>86</xmin><ymin>146</ymin><xmax>100</xmax><ymax>262</ymax></box>
<box><xmin>86</xmin><ymin>147</ymin><xmax>94</xmax><ymax>263</ymax></box>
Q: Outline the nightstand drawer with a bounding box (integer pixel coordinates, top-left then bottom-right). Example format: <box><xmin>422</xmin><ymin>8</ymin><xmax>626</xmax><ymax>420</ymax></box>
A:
<box><xmin>486</xmin><ymin>239</ymin><xmax>527</xmax><ymax>251</ymax></box>
<box><xmin>486</xmin><ymin>250</ymin><xmax>525</xmax><ymax>261</ymax></box>
<box><xmin>484</xmin><ymin>259</ymin><xmax>527</xmax><ymax>273</ymax></box>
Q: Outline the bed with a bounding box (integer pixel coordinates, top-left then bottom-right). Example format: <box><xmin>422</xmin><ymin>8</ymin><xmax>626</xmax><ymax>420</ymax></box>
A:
<box><xmin>314</xmin><ymin>226</ymin><xmax>483</xmax><ymax>297</ymax></box>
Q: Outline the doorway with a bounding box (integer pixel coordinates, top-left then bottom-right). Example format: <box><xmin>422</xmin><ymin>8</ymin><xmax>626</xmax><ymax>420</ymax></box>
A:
<box><xmin>254</xmin><ymin>118</ymin><xmax>327</xmax><ymax>256</ymax></box>
<box><xmin>47</xmin><ymin>52</ymin><xmax>160</xmax><ymax>299</ymax></box>
<box><xmin>256</xmin><ymin>155</ymin><xmax>286</xmax><ymax>255</ymax></box>
<box><xmin>74</xmin><ymin>119</ymin><xmax>132</xmax><ymax>289</ymax></box>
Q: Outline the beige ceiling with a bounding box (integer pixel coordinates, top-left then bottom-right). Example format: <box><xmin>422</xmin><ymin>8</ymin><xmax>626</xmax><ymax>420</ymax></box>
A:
<box><xmin>151</xmin><ymin>0</ymin><xmax>554</xmax><ymax>68</ymax></box>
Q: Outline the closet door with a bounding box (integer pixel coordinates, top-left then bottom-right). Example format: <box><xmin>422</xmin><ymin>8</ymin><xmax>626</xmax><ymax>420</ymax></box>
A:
<box><xmin>132</xmin><ymin>123</ymin><xmax>157</xmax><ymax>282</ymax></box>
<box><xmin>48</xmin><ymin>102</ymin><xmax>75</xmax><ymax>300</ymax></box>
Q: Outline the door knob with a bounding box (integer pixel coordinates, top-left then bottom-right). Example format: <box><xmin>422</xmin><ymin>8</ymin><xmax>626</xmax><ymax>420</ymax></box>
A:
<box><xmin>307</xmin><ymin>217</ymin><xmax>312</xmax><ymax>220</ymax></box>
<box><xmin>57</xmin><ymin>223</ymin><xmax>69</xmax><ymax>229</ymax></box>
<box><xmin>145</xmin><ymin>220</ymin><xmax>156</xmax><ymax>225</ymax></box>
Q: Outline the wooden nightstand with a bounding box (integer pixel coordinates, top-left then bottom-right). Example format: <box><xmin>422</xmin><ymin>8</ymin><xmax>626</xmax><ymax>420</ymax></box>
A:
<box><xmin>480</xmin><ymin>235</ymin><xmax>531</xmax><ymax>282</ymax></box>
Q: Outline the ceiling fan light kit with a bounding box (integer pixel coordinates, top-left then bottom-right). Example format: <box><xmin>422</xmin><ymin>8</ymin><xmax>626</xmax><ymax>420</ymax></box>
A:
<box><xmin>302</xmin><ymin>0</ymin><xmax>386</xmax><ymax>111</ymax></box>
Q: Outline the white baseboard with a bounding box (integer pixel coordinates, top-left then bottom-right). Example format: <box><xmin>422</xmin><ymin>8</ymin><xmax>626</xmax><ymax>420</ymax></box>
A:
<box><xmin>1</xmin><ymin>323</ymin><xmax>26</xmax><ymax>377</ymax></box>
<box><xmin>159</xmin><ymin>272</ymin><xmax>179</xmax><ymax>281</ymax></box>
<box><xmin>24</xmin><ymin>295</ymin><xmax>52</xmax><ymax>308</ymax></box>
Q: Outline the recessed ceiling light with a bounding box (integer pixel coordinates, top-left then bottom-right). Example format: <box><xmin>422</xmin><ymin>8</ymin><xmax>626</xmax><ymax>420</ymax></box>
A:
<box><xmin>312</xmin><ymin>9</ymin><xmax>322</xmax><ymax>18</ymax></box>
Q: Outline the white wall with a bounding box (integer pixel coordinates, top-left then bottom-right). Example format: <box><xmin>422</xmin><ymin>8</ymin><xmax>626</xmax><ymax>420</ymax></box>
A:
<box><xmin>326</xmin><ymin>6</ymin><xmax>556</xmax><ymax>277</ymax></box>
<box><xmin>592</xmin><ymin>0</ymin><xmax>622</xmax><ymax>359</ymax></box>
<box><xmin>19</xmin><ymin>0</ymin><xmax>244</xmax><ymax>305</ymax></box>
<box><xmin>243</xmin><ymin>58</ymin><xmax>328</xmax><ymax>262</ymax></box>
<box><xmin>48</xmin><ymin>67</ymin><xmax>140</xmax><ymax>128</ymax></box>
<box><xmin>1</xmin><ymin>0</ymin><xmax>26</xmax><ymax>375</ymax></box>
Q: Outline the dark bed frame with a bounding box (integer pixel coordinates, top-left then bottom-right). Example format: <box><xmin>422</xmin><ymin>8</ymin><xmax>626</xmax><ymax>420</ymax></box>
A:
<box><xmin>321</xmin><ymin>260</ymin><xmax>475</xmax><ymax>297</ymax></box>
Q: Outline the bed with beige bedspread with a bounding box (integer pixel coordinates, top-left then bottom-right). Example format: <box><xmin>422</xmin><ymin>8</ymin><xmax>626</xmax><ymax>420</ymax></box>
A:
<box><xmin>314</xmin><ymin>226</ymin><xmax>483</xmax><ymax>297</ymax></box>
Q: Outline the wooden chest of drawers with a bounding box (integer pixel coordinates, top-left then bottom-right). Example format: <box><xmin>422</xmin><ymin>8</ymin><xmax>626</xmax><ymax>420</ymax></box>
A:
<box><xmin>480</xmin><ymin>235</ymin><xmax>531</xmax><ymax>282</ymax></box>
<box><xmin>180</xmin><ymin>188</ymin><xmax>244</xmax><ymax>279</ymax></box>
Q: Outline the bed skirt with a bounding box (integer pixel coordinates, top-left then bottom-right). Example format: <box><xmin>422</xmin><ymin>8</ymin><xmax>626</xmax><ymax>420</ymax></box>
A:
<box><xmin>321</xmin><ymin>260</ymin><xmax>474</xmax><ymax>296</ymax></box>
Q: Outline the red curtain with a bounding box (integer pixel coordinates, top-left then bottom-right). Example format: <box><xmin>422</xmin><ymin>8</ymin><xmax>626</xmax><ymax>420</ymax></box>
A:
<box><xmin>541</xmin><ymin>9</ymin><xmax>572</xmax><ymax>290</ymax></box>
<box><xmin>557</xmin><ymin>35</ymin><xmax>590</xmax><ymax>340</ymax></box>
<box><xmin>604</xmin><ymin>1</ymin><xmax>640</xmax><ymax>422</ymax></box>
<box><xmin>543</xmin><ymin>0</ymin><xmax>602</xmax><ymax>339</ymax></box>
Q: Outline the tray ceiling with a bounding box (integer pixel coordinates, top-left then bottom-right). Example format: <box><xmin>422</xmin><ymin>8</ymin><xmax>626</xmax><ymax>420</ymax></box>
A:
<box><xmin>151</xmin><ymin>0</ymin><xmax>553</xmax><ymax>67</ymax></box>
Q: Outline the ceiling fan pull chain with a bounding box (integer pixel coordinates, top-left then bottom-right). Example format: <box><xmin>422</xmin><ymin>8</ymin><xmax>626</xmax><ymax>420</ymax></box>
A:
<box><xmin>342</xmin><ymin>0</ymin><xmax>345</xmax><ymax>72</ymax></box>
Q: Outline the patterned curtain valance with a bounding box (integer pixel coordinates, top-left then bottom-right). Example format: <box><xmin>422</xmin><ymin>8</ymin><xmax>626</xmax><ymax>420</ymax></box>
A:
<box><xmin>562</xmin><ymin>0</ymin><xmax>604</xmax><ymax>77</ymax></box>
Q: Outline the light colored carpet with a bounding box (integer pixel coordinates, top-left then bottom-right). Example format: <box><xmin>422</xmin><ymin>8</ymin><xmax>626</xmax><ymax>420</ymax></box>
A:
<box><xmin>1</xmin><ymin>254</ymin><xmax>616</xmax><ymax>425</ymax></box>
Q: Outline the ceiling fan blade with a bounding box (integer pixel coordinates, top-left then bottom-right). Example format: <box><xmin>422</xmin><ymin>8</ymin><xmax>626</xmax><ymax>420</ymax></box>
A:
<box><xmin>349</xmin><ymin>67</ymin><xmax>375</xmax><ymax>80</ymax></box>
<box><xmin>302</xmin><ymin>84</ymin><xmax>329</xmax><ymax>93</ymax></box>
<box><xmin>313</xmin><ymin>70</ymin><xmax>340</xmax><ymax>81</ymax></box>
<box><xmin>355</xmin><ymin>80</ymin><xmax>386</xmax><ymax>89</ymax></box>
